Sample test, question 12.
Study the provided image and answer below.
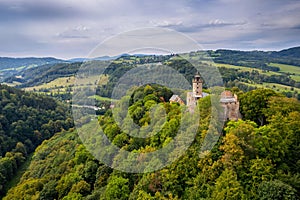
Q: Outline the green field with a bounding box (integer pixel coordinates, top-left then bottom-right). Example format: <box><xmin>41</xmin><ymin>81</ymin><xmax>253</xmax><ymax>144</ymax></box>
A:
<box><xmin>291</xmin><ymin>75</ymin><xmax>300</xmax><ymax>82</ymax></box>
<box><xmin>25</xmin><ymin>75</ymin><xmax>109</xmax><ymax>93</ymax></box>
<box><xmin>183</xmin><ymin>54</ymin><xmax>289</xmax><ymax>77</ymax></box>
<box><xmin>4</xmin><ymin>81</ymin><xmax>22</xmax><ymax>87</ymax></box>
<box><xmin>268</xmin><ymin>63</ymin><xmax>300</xmax><ymax>81</ymax></box>
<box><xmin>214</xmin><ymin>62</ymin><xmax>281</xmax><ymax>76</ymax></box>
<box><xmin>89</xmin><ymin>95</ymin><xmax>117</xmax><ymax>102</ymax></box>
<box><xmin>242</xmin><ymin>82</ymin><xmax>300</xmax><ymax>93</ymax></box>
<box><xmin>214</xmin><ymin>62</ymin><xmax>300</xmax><ymax>82</ymax></box>
<box><xmin>263</xmin><ymin>82</ymin><xmax>300</xmax><ymax>93</ymax></box>
<box><xmin>25</xmin><ymin>76</ymin><xmax>75</xmax><ymax>92</ymax></box>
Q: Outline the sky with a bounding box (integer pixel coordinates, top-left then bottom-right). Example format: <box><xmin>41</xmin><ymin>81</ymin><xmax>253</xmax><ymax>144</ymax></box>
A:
<box><xmin>0</xmin><ymin>0</ymin><xmax>300</xmax><ymax>59</ymax></box>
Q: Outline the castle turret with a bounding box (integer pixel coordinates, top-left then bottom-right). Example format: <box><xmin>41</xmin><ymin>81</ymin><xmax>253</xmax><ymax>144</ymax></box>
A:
<box><xmin>192</xmin><ymin>72</ymin><xmax>203</xmax><ymax>100</ymax></box>
<box><xmin>187</xmin><ymin>72</ymin><xmax>207</xmax><ymax>111</ymax></box>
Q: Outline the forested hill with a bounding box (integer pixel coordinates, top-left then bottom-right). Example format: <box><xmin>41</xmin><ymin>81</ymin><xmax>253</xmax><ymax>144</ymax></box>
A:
<box><xmin>0</xmin><ymin>57</ymin><xmax>64</xmax><ymax>70</ymax></box>
<box><xmin>3</xmin><ymin>46</ymin><xmax>300</xmax><ymax>88</ymax></box>
<box><xmin>0</xmin><ymin>84</ymin><xmax>74</xmax><ymax>196</ymax></box>
<box><xmin>11</xmin><ymin>62</ymin><xmax>83</xmax><ymax>88</ymax></box>
<box><xmin>276</xmin><ymin>46</ymin><xmax>300</xmax><ymax>58</ymax></box>
<box><xmin>0</xmin><ymin>57</ymin><xmax>65</xmax><ymax>82</ymax></box>
<box><xmin>2</xmin><ymin>47</ymin><xmax>299</xmax><ymax>103</ymax></box>
<box><xmin>209</xmin><ymin>46</ymin><xmax>300</xmax><ymax>70</ymax></box>
<box><xmin>3</xmin><ymin>85</ymin><xmax>300</xmax><ymax>199</ymax></box>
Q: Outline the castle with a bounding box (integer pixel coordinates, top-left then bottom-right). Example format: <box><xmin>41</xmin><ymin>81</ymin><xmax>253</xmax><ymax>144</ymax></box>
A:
<box><xmin>186</xmin><ymin>72</ymin><xmax>209</xmax><ymax>109</ymax></box>
<box><xmin>169</xmin><ymin>72</ymin><xmax>241</xmax><ymax>121</ymax></box>
<box><xmin>219</xmin><ymin>90</ymin><xmax>241</xmax><ymax>121</ymax></box>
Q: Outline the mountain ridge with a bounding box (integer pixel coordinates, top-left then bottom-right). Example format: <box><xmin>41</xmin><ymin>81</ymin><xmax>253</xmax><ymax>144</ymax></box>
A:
<box><xmin>1</xmin><ymin>46</ymin><xmax>300</xmax><ymax>63</ymax></box>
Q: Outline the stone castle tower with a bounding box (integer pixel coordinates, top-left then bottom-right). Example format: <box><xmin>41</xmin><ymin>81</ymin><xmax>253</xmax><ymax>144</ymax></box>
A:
<box><xmin>192</xmin><ymin>72</ymin><xmax>203</xmax><ymax>100</ymax></box>
<box><xmin>187</xmin><ymin>72</ymin><xmax>208</xmax><ymax>110</ymax></box>
<box><xmin>185</xmin><ymin>72</ymin><xmax>241</xmax><ymax>120</ymax></box>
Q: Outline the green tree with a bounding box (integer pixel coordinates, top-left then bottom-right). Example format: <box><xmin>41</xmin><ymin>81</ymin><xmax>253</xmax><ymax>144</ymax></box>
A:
<box><xmin>39</xmin><ymin>180</ymin><xmax>58</xmax><ymax>200</ymax></box>
<box><xmin>70</xmin><ymin>180</ymin><xmax>90</xmax><ymax>196</ymax></box>
<box><xmin>263</xmin><ymin>96</ymin><xmax>300</xmax><ymax>121</ymax></box>
<box><xmin>56</xmin><ymin>172</ymin><xmax>82</xmax><ymax>199</ymax></box>
<box><xmin>239</xmin><ymin>89</ymin><xmax>277</xmax><ymax>125</ymax></box>
<box><xmin>257</xmin><ymin>180</ymin><xmax>298</xmax><ymax>200</ymax></box>
<box><xmin>13</xmin><ymin>142</ymin><xmax>27</xmax><ymax>156</ymax></box>
<box><xmin>62</xmin><ymin>192</ymin><xmax>83</xmax><ymax>200</ymax></box>
<box><xmin>211</xmin><ymin>168</ymin><xmax>245</xmax><ymax>200</ymax></box>
<box><xmin>84</xmin><ymin>160</ymin><xmax>99</xmax><ymax>184</ymax></box>
<box><xmin>104</xmin><ymin>176</ymin><xmax>130</xmax><ymax>200</ymax></box>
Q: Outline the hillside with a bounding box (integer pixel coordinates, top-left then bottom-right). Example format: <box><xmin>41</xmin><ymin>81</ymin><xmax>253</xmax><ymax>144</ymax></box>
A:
<box><xmin>1</xmin><ymin>47</ymin><xmax>300</xmax><ymax>198</ymax></box>
<box><xmin>0</xmin><ymin>57</ymin><xmax>65</xmax><ymax>82</ymax></box>
<box><xmin>276</xmin><ymin>46</ymin><xmax>300</xmax><ymax>58</ymax></box>
<box><xmin>2</xmin><ymin>47</ymin><xmax>299</xmax><ymax>103</ymax></box>
<box><xmin>3</xmin><ymin>86</ymin><xmax>300</xmax><ymax>199</ymax></box>
<box><xmin>0</xmin><ymin>57</ymin><xmax>64</xmax><ymax>70</ymax></box>
<box><xmin>209</xmin><ymin>46</ymin><xmax>300</xmax><ymax>69</ymax></box>
<box><xmin>0</xmin><ymin>84</ymin><xmax>74</xmax><ymax>196</ymax></box>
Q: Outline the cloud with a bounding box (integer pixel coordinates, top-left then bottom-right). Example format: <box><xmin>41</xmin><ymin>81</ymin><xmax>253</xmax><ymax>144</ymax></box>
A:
<box><xmin>56</xmin><ymin>25</ymin><xmax>91</xmax><ymax>39</ymax></box>
<box><xmin>154</xmin><ymin>19</ymin><xmax>247</xmax><ymax>34</ymax></box>
<box><xmin>0</xmin><ymin>0</ymin><xmax>299</xmax><ymax>58</ymax></box>
<box><xmin>208</xmin><ymin>19</ymin><xmax>247</xmax><ymax>27</ymax></box>
<box><xmin>150</xmin><ymin>20</ymin><xmax>183</xmax><ymax>28</ymax></box>
<box><xmin>0</xmin><ymin>1</ymin><xmax>81</xmax><ymax>22</ymax></box>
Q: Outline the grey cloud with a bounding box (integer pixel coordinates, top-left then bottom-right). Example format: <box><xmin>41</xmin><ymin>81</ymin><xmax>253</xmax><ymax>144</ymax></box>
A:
<box><xmin>0</xmin><ymin>1</ymin><xmax>81</xmax><ymax>22</ymax></box>
<box><xmin>0</xmin><ymin>31</ymin><xmax>44</xmax><ymax>54</ymax></box>
<box><xmin>208</xmin><ymin>19</ymin><xmax>247</xmax><ymax>27</ymax></box>
<box><xmin>56</xmin><ymin>35</ymin><xmax>90</xmax><ymax>39</ymax></box>
<box><xmin>291</xmin><ymin>25</ymin><xmax>300</xmax><ymax>30</ymax></box>
<box><xmin>0</xmin><ymin>0</ymin><xmax>299</xmax><ymax>58</ymax></box>
<box><xmin>56</xmin><ymin>25</ymin><xmax>91</xmax><ymax>39</ymax></box>
<box><xmin>157</xmin><ymin>20</ymin><xmax>247</xmax><ymax>33</ymax></box>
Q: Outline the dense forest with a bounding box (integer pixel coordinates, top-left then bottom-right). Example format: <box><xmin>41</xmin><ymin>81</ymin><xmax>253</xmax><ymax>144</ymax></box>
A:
<box><xmin>0</xmin><ymin>57</ymin><xmax>64</xmax><ymax>81</ymax></box>
<box><xmin>0</xmin><ymin>84</ymin><xmax>74</xmax><ymax>196</ymax></box>
<box><xmin>208</xmin><ymin>46</ymin><xmax>300</xmax><ymax>70</ymax></box>
<box><xmin>1</xmin><ymin>47</ymin><xmax>300</xmax><ymax>199</ymax></box>
<box><xmin>3</xmin><ymin>84</ymin><xmax>300</xmax><ymax>199</ymax></box>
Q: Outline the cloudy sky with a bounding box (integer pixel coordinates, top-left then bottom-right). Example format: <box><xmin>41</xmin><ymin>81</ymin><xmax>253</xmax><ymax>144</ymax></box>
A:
<box><xmin>1</xmin><ymin>0</ymin><xmax>300</xmax><ymax>59</ymax></box>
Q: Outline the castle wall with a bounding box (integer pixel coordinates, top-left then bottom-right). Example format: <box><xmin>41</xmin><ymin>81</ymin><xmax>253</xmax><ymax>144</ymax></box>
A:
<box><xmin>186</xmin><ymin>73</ymin><xmax>241</xmax><ymax>120</ymax></box>
<box><xmin>219</xmin><ymin>92</ymin><xmax>241</xmax><ymax>121</ymax></box>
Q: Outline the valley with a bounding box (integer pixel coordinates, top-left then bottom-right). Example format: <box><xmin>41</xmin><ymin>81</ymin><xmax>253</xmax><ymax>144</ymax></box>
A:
<box><xmin>0</xmin><ymin>47</ymin><xmax>300</xmax><ymax>199</ymax></box>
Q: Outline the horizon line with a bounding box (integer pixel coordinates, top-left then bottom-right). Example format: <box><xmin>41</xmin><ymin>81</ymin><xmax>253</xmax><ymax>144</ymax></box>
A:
<box><xmin>0</xmin><ymin>45</ymin><xmax>299</xmax><ymax>60</ymax></box>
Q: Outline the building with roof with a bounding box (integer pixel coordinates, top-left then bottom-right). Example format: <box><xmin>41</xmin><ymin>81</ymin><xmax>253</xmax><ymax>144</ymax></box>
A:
<box><xmin>169</xmin><ymin>94</ymin><xmax>185</xmax><ymax>105</ymax></box>
<box><xmin>220</xmin><ymin>90</ymin><xmax>241</xmax><ymax>121</ymax></box>
<box><xmin>169</xmin><ymin>72</ymin><xmax>241</xmax><ymax>120</ymax></box>
<box><xmin>186</xmin><ymin>72</ymin><xmax>241</xmax><ymax>120</ymax></box>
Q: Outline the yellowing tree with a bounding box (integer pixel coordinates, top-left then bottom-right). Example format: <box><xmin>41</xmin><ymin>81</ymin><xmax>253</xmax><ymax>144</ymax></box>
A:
<box><xmin>211</xmin><ymin>168</ymin><xmax>245</xmax><ymax>200</ymax></box>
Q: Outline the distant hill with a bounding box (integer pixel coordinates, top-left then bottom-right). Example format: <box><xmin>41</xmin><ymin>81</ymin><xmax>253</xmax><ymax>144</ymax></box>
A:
<box><xmin>13</xmin><ymin>62</ymin><xmax>83</xmax><ymax>87</ymax></box>
<box><xmin>0</xmin><ymin>54</ymin><xmax>150</xmax><ymax>82</ymax></box>
<box><xmin>0</xmin><ymin>57</ymin><xmax>64</xmax><ymax>70</ymax></box>
<box><xmin>67</xmin><ymin>54</ymin><xmax>144</xmax><ymax>62</ymax></box>
<box><xmin>210</xmin><ymin>46</ymin><xmax>300</xmax><ymax>69</ymax></box>
<box><xmin>0</xmin><ymin>57</ymin><xmax>66</xmax><ymax>81</ymax></box>
<box><xmin>275</xmin><ymin>46</ymin><xmax>300</xmax><ymax>58</ymax></box>
<box><xmin>68</xmin><ymin>55</ymin><xmax>119</xmax><ymax>62</ymax></box>
<box><xmin>2</xmin><ymin>46</ymin><xmax>300</xmax><ymax>95</ymax></box>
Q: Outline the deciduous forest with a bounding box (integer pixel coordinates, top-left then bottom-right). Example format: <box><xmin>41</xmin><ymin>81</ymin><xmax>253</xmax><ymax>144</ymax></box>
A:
<box><xmin>1</xmin><ymin>84</ymin><xmax>299</xmax><ymax>199</ymax></box>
